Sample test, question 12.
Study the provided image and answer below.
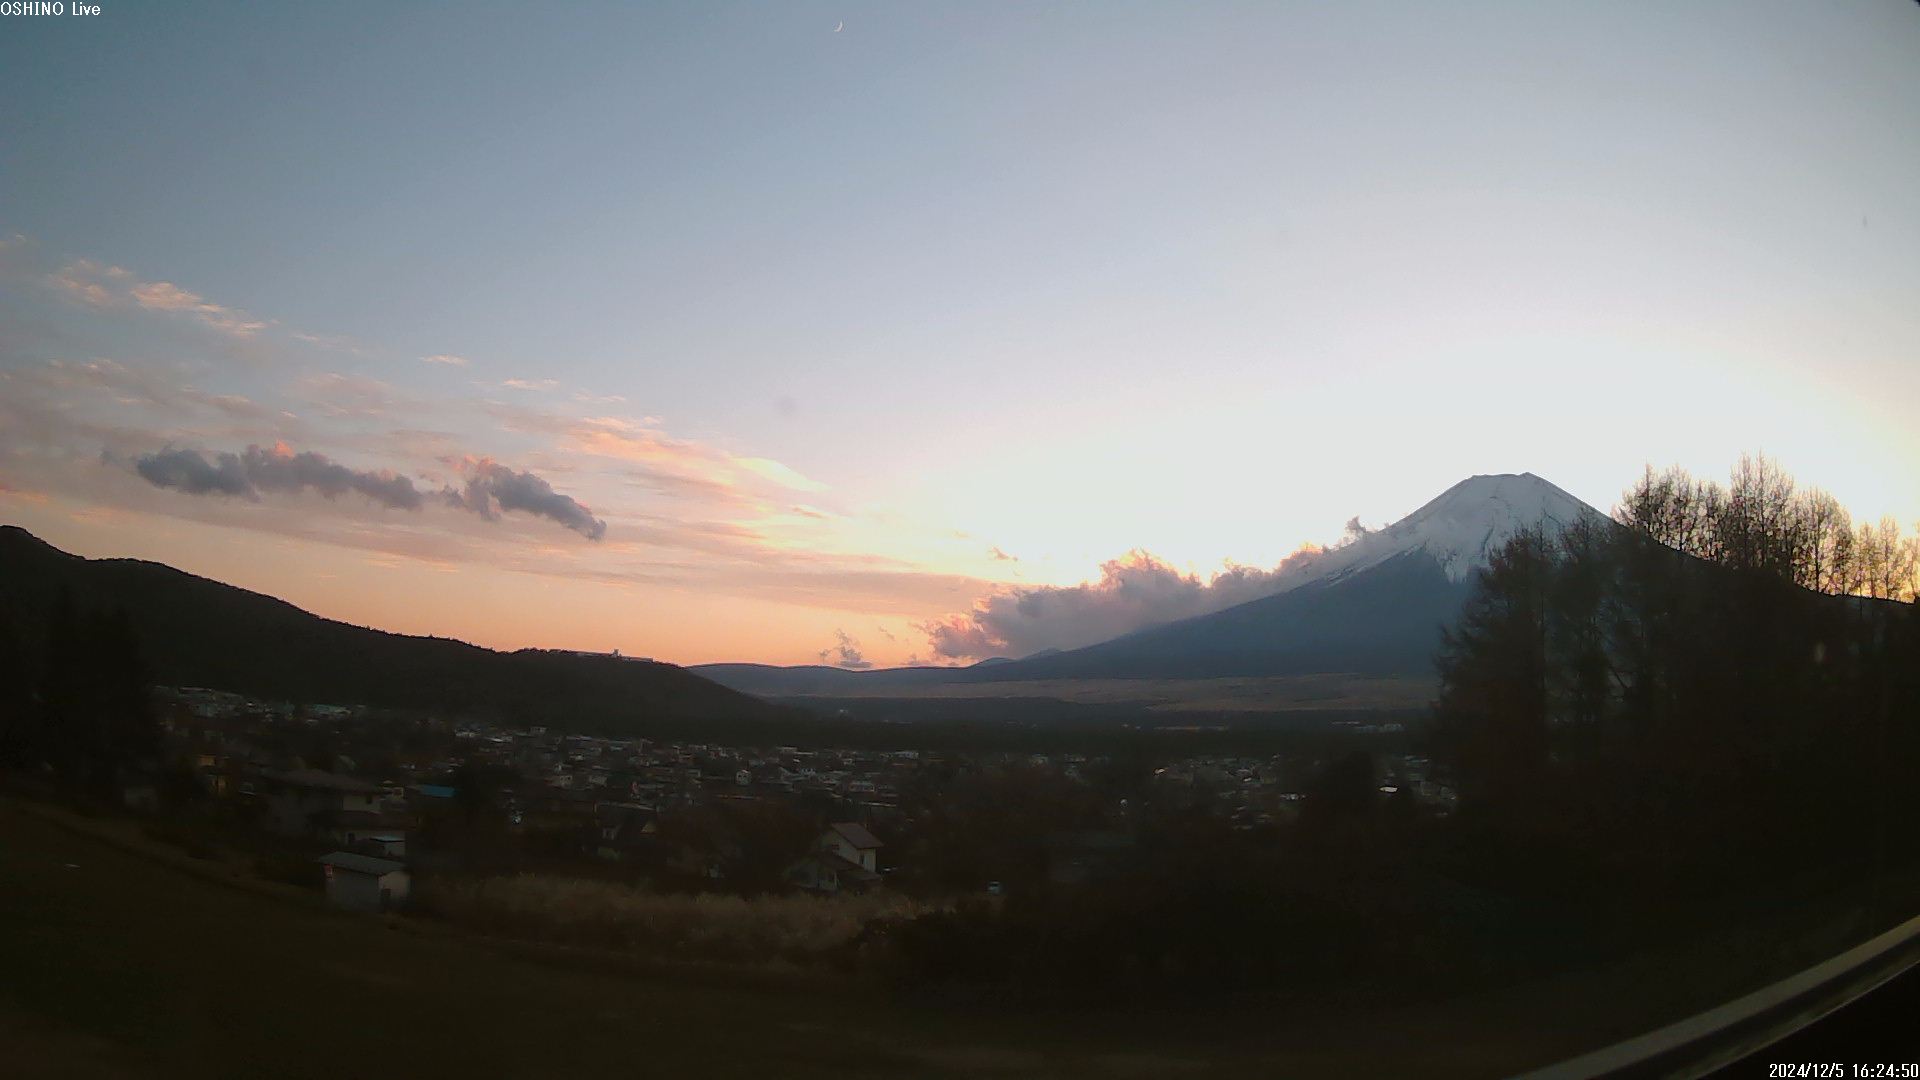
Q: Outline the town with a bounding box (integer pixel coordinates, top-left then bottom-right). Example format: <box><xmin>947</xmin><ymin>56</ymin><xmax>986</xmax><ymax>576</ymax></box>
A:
<box><xmin>144</xmin><ymin>684</ymin><xmax>1450</xmax><ymax>911</ymax></box>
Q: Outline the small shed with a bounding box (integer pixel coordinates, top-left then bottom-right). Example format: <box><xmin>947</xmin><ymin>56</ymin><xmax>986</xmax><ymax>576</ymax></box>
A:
<box><xmin>318</xmin><ymin>851</ymin><xmax>410</xmax><ymax>912</ymax></box>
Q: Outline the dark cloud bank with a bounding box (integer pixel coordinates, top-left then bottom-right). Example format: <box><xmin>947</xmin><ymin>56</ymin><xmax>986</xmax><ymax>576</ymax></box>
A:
<box><xmin>132</xmin><ymin>444</ymin><xmax>604</xmax><ymax>540</ymax></box>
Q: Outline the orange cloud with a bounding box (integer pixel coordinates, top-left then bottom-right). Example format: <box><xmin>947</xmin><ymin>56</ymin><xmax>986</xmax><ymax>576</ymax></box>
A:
<box><xmin>48</xmin><ymin>259</ymin><xmax>268</xmax><ymax>337</ymax></box>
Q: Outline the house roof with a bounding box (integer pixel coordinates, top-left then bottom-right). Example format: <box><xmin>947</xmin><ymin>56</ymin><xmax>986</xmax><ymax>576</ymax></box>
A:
<box><xmin>318</xmin><ymin>852</ymin><xmax>405</xmax><ymax>876</ymax></box>
<box><xmin>827</xmin><ymin>822</ymin><xmax>882</xmax><ymax>850</ymax></box>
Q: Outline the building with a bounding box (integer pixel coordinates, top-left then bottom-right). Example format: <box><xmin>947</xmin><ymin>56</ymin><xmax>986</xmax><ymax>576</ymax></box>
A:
<box><xmin>787</xmin><ymin>822</ymin><xmax>885</xmax><ymax>894</ymax></box>
<box><xmin>258</xmin><ymin>769</ymin><xmax>386</xmax><ymax>836</ymax></box>
<box><xmin>318</xmin><ymin>852</ymin><xmax>410</xmax><ymax>912</ymax></box>
<box><xmin>821</xmin><ymin>822</ymin><xmax>882</xmax><ymax>872</ymax></box>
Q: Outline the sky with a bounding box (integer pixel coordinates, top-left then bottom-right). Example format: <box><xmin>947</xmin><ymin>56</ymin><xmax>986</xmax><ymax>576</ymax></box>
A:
<box><xmin>2</xmin><ymin>1</ymin><xmax>1917</xmax><ymax>668</ymax></box>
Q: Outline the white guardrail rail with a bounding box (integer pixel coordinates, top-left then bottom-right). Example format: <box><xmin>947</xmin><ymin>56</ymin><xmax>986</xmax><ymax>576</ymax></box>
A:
<box><xmin>1515</xmin><ymin>912</ymin><xmax>1920</xmax><ymax>1080</ymax></box>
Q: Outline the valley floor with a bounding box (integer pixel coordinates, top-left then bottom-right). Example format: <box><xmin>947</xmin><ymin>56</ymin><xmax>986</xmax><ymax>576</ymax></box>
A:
<box><xmin>0</xmin><ymin>795</ymin><xmax>1899</xmax><ymax>1079</ymax></box>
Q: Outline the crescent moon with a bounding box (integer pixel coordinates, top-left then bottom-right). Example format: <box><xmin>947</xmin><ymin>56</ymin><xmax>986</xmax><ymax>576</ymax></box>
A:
<box><xmin>834</xmin><ymin>21</ymin><xmax>844</xmax><ymax>32</ymax></box>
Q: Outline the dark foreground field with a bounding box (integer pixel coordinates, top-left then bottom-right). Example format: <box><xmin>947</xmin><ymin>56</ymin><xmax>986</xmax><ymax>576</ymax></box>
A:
<box><xmin>0</xmin><ymin>796</ymin><xmax>1896</xmax><ymax>1079</ymax></box>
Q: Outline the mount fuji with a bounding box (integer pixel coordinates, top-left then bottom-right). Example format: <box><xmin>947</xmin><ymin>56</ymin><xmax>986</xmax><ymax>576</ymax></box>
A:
<box><xmin>970</xmin><ymin>472</ymin><xmax>1605</xmax><ymax>681</ymax></box>
<box><xmin>696</xmin><ymin>473</ymin><xmax>1607</xmax><ymax>693</ymax></box>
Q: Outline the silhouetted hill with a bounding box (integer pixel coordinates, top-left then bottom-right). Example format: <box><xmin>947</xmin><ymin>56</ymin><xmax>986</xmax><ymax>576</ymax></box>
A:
<box><xmin>0</xmin><ymin>526</ymin><xmax>795</xmax><ymax>734</ymax></box>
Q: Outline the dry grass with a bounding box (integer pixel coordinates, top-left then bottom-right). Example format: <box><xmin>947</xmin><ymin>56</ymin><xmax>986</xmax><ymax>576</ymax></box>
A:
<box><xmin>418</xmin><ymin>875</ymin><xmax>928</xmax><ymax>965</ymax></box>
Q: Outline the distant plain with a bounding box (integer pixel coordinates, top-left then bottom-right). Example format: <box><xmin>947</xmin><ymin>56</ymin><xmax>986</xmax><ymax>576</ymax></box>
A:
<box><xmin>763</xmin><ymin>674</ymin><xmax>1438</xmax><ymax>713</ymax></box>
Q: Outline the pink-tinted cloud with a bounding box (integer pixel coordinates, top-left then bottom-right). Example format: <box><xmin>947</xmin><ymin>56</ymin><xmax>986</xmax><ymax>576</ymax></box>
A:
<box><xmin>295</xmin><ymin>372</ymin><xmax>419</xmax><ymax>420</ymax></box>
<box><xmin>48</xmin><ymin>259</ymin><xmax>269</xmax><ymax>337</ymax></box>
<box><xmin>920</xmin><ymin>544</ymin><xmax>1332</xmax><ymax>660</ymax></box>
<box><xmin>487</xmin><ymin>403</ymin><xmax>827</xmax><ymax>499</ymax></box>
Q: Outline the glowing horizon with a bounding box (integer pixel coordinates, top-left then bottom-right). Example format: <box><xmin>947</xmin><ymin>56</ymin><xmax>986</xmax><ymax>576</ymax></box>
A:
<box><xmin>3</xmin><ymin>3</ymin><xmax>1918</xmax><ymax>668</ymax></box>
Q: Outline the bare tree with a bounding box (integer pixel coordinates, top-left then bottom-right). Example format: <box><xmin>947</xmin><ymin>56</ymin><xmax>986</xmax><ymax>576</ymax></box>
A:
<box><xmin>1792</xmin><ymin>487</ymin><xmax>1853</xmax><ymax>594</ymax></box>
<box><xmin>1616</xmin><ymin>465</ymin><xmax>1719</xmax><ymax>558</ymax></box>
<box><xmin>1854</xmin><ymin>516</ymin><xmax>1914</xmax><ymax>601</ymax></box>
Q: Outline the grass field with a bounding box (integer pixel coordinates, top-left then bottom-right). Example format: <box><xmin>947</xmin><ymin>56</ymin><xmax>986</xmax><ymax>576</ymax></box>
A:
<box><xmin>0</xmin><ymin>795</ymin><xmax>1898</xmax><ymax>1078</ymax></box>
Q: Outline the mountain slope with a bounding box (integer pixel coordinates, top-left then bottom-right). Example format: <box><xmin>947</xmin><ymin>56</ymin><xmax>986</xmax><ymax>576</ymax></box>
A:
<box><xmin>972</xmin><ymin>473</ymin><xmax>1605</xmax><ymax>680</ymax></box>
<box><xmin>1281</xmin><ymin>472</ymin><xmax>1599</xmax><ymax>587</ymax></box>
<box><xmin>691</xmin><ymin>472</ymin><xmax>1608</xmax><ymax>695</ymax></box>
<box><xmin>977</xmin><ymin>551</ymin><xmax>1468</xmax><ymax>679</ymax></box>
<box><xmin>0</xmin><ymin>526</ymin><xmax>793</xmax><ymax>733</ymax></box>
<box><xmin>975</xmin><ymin>473</ymin><xmax>1605</xmax><ymax>680</ymax></box>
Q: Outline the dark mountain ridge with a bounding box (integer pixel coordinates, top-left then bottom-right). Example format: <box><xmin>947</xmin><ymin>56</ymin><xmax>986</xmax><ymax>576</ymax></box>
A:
<box><xmin>0</xmin><ymin>526</ymin><xmax>794</xmax><ymax>734</ymax></box>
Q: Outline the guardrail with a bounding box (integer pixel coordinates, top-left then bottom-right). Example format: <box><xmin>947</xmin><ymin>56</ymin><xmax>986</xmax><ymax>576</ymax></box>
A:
<box><xmin>1516</xmin><ymin>913</ymin><xmax>1920</xmax><ymax>1079</ymax></box>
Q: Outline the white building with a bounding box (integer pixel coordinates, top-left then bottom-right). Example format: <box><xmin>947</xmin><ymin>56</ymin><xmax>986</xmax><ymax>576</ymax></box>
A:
<box><xmin>318</xmin><ymin>852</ymin><xmax>410</xmax><ymax>912</ymax></box>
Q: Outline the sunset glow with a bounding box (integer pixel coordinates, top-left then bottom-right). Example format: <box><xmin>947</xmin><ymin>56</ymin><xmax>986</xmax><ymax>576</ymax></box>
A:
<box><xmin>3</xmin><ymin>4</ymin><xmax>1917</xmax><ymax>668</ymax></box>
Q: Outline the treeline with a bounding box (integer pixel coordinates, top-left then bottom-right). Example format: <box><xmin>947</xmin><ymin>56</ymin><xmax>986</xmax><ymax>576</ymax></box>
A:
<box><xmin>1619</xmin><ymin>455</ymin><xmax>1919</xmax><ymax>599</ymax></box>
<box><xmin>1433</xmin><ymin>455</ymin><xmax>1920</xmax><ymax>903</ymax></box>
<box><xmin>880</xmin><ymin>455</ymin><xmax>1920</xmax><ymax>1005</ymax></box>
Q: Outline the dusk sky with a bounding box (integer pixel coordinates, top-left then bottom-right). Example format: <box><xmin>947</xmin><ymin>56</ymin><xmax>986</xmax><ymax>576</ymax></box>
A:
<box><xmin>3</xmin><ymin>2</ymin><xmax>1917</xmax><ymax>668</ymax></box>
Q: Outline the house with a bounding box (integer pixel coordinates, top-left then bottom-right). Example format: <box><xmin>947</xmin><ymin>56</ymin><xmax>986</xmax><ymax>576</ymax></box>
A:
<box><xmin>788</xmin><ymin>852</ymin><xmax>881</xmax><ymax>894</ymax></box>
<box><xmin>787</xmin><ymin>822</ymin><xmax>885</xmax><ymax>895</ymax></box>
<box><xmin>258</xmin><ymin>769</ymin><xmax>386</xmax><ymax>836</ymax></box>
<box><xmin>820</xmin><ymin>822</ymin><xmax>882</xmax><ymax>872</ymax></box>
<box><xmin>318</xmin><ymin>852</ymin><xmax>410</xmax><ymax>912</ymax></box>
<box><xmin>593</xmin><ymin>802</ymin><xmax>658</xmax><ymax>862</ymax></box>
<box><xmin>329</xmin><ymin>806</ymin><xmax>415</xmax><ymax>853</ymax></box>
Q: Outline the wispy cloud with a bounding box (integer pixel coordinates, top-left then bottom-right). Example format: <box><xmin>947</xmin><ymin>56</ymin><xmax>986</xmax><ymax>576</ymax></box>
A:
<box><xmin>486</xmin><ymin>403</ymin><xmax>828</xmax><ymax>500</ymax></box>
<box><xmin>33</xmin><ymin>358</ymin><xmax>273</xmax><ymax>421</ymax></box>
<box><xmin>48</xmin><ymin>259</ymin><xmax>269</xmax><ymax>338</ymax></box>
<box><xmin>4</xmin><ymin>240</ymin><xmax>1015</xmax><ymax>641</ymax></box>
<box><xmin>295</xmin><ymin>372</ymin><xmax>418</xmax><ymax>420</ymax></box>
<box><xmin>290</xmin><ymin>330</ymin><xmax>370</xmax><ymax>355</ymax></box>
<box><xmin>735</xmin><ymin>457</ymin><xmax>828</xmax><ymax>493</ymax></box>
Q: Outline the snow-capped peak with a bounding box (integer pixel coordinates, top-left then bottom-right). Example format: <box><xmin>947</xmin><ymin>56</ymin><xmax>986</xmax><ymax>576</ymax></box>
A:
<box><xmin>1304</xmin><ymin>473</ymin><xmax>1605</xmax><ymax>585</ymax></box>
